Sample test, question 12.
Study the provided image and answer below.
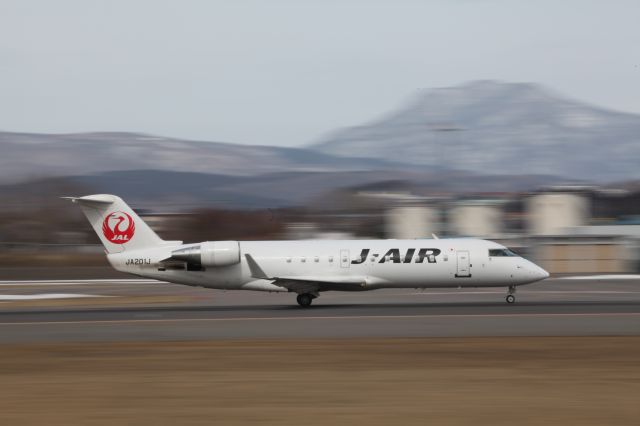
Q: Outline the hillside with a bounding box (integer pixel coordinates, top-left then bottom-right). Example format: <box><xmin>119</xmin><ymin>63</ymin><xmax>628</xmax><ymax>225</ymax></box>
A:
<box><xmin>312</xmin><ymin>81</ymin><xmax>640</xmax><ymax>181</ymax></box>
<box><xmin>0</xmin><ymin>131</ymin><xmax>403</xmax><ymax>183</ymax></box>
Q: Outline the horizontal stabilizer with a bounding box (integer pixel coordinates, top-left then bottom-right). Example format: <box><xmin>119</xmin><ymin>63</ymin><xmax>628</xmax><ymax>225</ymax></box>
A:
<box><xmin>61</xmin><ymin>195</ymin><xmax>115</xmax><ymax>205</ymax></box>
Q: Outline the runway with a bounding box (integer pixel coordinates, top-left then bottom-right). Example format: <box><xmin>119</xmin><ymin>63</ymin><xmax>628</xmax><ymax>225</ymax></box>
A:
<box><xmin>1</xmin><ymin>277</ymin><xmax>640</xmax><ymax>342</ymax></box>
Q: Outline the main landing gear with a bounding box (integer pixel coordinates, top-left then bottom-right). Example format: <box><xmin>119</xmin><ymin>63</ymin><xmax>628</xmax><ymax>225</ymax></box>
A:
<box><xmin>296</xmin><ymin>293</ymin><xmax>316</xmax><ymax>308</ymax></box>
<box><xmin>505</xmin><ymin>286</ymin><xmax>516</xmax><ymax>304</ymax></box>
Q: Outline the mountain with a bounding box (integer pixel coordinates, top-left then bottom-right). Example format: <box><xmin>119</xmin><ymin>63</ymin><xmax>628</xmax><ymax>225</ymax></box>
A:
<box><xmin>0</xmin><ymin>131</ymin><xmax>407</xmax><ymax>183</ymax></box>
<box><xmin>0</xmin><ymin>170</ymin><xmax>561</xmax><ymax>210</ymax></box>
<box><xmin>311</xmin><ymin>81</ymin><xmax>640</xmax><ymax>181</ymax></box>
<box><xmin>4</xmin><ymin>81</ymin><xmax>638</xmax><ymax>184</ymax></box>
<box><xmin>2</xmin><ymin>80</ymin><xmax>634</xmax><ymax>208</ymax></box>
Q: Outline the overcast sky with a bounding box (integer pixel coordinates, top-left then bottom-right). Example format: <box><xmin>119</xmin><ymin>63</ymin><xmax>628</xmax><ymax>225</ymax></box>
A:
<box><xmin>1</xmin><ymin>0</ymin><xmax>639</xmax><ymax>147</ymax></box>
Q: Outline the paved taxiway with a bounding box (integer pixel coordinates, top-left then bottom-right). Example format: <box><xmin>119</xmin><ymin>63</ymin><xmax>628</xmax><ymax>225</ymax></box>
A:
<box><xmin>1</xmin><ymin>277</ymin><xmax>640</xmax><ymax>342</ymax></box>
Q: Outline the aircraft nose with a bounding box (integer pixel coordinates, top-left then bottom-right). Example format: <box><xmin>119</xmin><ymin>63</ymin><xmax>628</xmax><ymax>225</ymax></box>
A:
<box><xmin>534</xmin><ymin>265</ymin><xmax>550</xmax><ymax>280</ymax></box>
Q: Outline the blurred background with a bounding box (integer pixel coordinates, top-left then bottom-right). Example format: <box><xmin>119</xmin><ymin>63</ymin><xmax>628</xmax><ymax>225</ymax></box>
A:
<box><xmin>1</xmin><ymin>0</ymin><xmax>640</xmax><ymax>278</ymax></box>
<box><xmin>3</xmin><ymin>3</ymin><xmax>640</xmax><ymax>425</ymax></box>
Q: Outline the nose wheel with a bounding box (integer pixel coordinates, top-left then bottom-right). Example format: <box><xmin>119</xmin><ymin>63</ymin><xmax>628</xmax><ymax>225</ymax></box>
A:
<box><xmin>296</xmin><ymin>293</ymin><xmax>315</xmax><ymax>308</ymax></box>
<box><xmin>505</xmin><ymin>286</ymin><xmax>516</xmax><ymax>304</ymax></box>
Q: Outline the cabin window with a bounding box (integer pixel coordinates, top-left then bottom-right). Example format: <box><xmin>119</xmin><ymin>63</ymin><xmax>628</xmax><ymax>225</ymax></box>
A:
<box><xmin>301</xmin><ymin>257</ymin><xmax>306</xmax><ymax>263</ymax></box>
<box><xmin>286</xmin><ymin>257</ymin><xmax>292</xmax><ymax>263</ymax></box>
<box><xmin>489</xmin><ymin>249</ymin><xmax>519</xmax><ymax>257</ymax></box>
<box><xmin>328</xmin><ymin>256</ymin><xmax>334</xmax><ymax>263</ymax></box>
<box><xmin>314</xmin><ymin>256</ymin><xmax>319</xmax><ymax>263</ymax></box>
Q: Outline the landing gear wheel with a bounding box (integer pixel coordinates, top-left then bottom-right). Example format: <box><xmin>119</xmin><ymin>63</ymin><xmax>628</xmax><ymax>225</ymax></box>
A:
<box><xmin>297</xmin><ymin>293</ymin><xmax>313</xmax><ymax>308</ymax></box>
<box><xmin>506</xmin><ymin>294</ymin><xmax>516</xmax><ymax>304</ymax></box>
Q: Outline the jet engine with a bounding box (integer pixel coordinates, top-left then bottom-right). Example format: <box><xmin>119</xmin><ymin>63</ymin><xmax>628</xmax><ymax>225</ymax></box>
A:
<box><xmin>170</xmin><ymin>241</ymin><xmax>240</xmax><ymax>267</ymax></box>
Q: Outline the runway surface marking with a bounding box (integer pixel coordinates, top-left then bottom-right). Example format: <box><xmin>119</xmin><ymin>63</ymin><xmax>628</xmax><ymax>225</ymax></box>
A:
<box><xmin>0</xmin><ymin>279</ymin><xmax>160</xmax><ymax>286</ymax></box>
<box><xmin>0</xmin><ymin>293</ymin><xmax>109</xmax><ymax>301</ymax></box>
<box><xmin>2</xmin><ymin>311</ymin><xmax>640</xmax><ymax>326</ymax></box>
<box><xmin>559</xmin><ymin>274</ymin><xmax>640</xmax><ymax>280</ymax></box>
<box><xmin>407</xmin><ymin>290</ymin><xmax>640</xmax><ymax>295</ymax></box>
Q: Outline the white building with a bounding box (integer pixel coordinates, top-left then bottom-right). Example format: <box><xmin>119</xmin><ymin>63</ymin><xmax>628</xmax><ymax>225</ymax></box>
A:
<box><xmin>385</xmin><ymin>206</ymin><xmax>441</xmax><ymax>239</ymax></box>
<box><xmin>527</xmin><ymin>192</ymin><xmax>590</xmax><ymax>235</ymax></box>
<box><xmin>449</xmin><ymin>201</ymin><xmax>504</xmax><ymax>238</ymax></box>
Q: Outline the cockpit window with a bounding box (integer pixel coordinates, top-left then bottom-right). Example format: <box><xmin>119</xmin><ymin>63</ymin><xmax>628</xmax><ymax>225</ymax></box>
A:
<box><xmin>489</xmin><ymin>248</ymin><xmax>519</xmax><ymax>257</ymax></box>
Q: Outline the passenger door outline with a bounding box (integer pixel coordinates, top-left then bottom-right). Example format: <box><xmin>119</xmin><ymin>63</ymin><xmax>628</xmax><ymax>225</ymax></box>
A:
<box><xmin>455</xmin><ymin>250</ymin><xmax>471</xmax><ymax>278</ymax></box>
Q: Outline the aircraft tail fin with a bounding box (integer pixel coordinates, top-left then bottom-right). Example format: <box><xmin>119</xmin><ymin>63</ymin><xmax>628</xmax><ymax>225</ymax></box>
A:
<box><xmin>64</xmin><ymin>194</ymin><xmax>165</xmax><ymax>254</ymax></box>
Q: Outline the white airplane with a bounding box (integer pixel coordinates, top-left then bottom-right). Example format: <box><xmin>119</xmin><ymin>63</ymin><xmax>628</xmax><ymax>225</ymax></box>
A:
<box><xmin>67</xmin><ymin>194</ymin><xmax>549</xmax><ymax>307</ymax></box>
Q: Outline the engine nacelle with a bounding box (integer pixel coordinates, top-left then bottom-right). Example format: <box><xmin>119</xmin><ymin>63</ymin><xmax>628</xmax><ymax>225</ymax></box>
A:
<box><xmin>171</xmin><ymin>241</ymin><xmax>240</xmax><ymax>267</ymax></box>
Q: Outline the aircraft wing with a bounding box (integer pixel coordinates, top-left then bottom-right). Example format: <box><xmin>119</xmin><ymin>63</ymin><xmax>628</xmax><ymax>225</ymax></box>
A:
<box><xmin>244</xmin><ymin>254</ymin><xmax>368</xmax><ymax>293</ymax></box>
<box><xmin>270</xmin><ymin>276</ymin><xmax>368</xmax><ymax>294</ymax></box>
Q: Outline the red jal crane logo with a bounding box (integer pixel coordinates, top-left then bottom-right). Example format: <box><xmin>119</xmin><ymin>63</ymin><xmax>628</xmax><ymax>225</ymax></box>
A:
<box><xmin>102</xmin><ymin>211</ymin><xmax>135</xmax><ymax>244</ymax></box>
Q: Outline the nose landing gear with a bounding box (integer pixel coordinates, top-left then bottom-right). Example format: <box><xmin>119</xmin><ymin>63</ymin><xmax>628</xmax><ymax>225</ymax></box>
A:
<box><xmin>296</xmin><ymin>293</ymin><xmax>316</xmax><ymax>308</ymax></box>
<box><xmin>505</xmin><ymin>286</ymin><xmax>516</xmax><ymax>304</ymax></box>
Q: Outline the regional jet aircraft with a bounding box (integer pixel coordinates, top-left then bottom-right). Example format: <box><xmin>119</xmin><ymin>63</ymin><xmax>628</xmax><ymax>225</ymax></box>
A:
<box><xmin>66</xmin><ymin>194</ymin><xmax>549</xmax><ymax>307</ymax></box>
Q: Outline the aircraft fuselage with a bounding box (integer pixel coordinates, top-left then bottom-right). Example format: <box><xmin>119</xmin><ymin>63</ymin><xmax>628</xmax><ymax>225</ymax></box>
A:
<box><xmin>107</xmin><ymin>239</ymin><xmax>548</xmax><ymax>292</ymax></box>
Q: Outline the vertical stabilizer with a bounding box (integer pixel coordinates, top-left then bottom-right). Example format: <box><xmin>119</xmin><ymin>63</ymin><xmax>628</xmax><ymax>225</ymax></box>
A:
<box><xmin>65</xmin><ymin>194</ymin><xmax>164</xmax><ymax>253</ymax></box>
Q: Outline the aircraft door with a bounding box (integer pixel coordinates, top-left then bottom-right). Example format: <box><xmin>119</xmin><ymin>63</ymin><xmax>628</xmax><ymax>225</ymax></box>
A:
<box><xmin>340</xmin><ymin>249</ymin><xmax>350</xmax><ymax>268</ymax></box>
<box><xmin>455</xmin><ymin>250</ymin><xmax>471</xmax><ymax>277</ymax></box>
